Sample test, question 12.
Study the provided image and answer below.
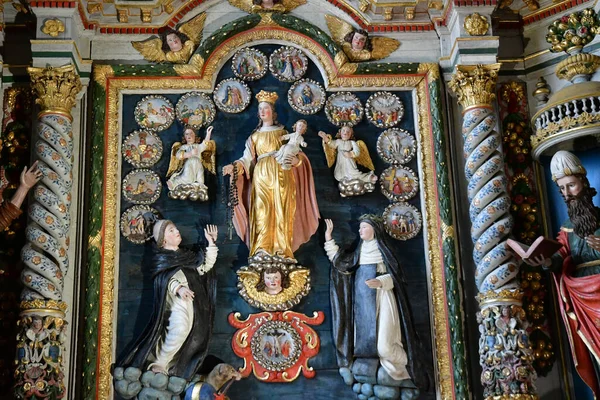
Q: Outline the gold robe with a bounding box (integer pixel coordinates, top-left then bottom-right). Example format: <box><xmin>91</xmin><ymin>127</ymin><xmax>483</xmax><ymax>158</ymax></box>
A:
<box><xmin>232</xmin><ymin>125</ymin><xmax>320</xmax><ymax>259</ymax></box>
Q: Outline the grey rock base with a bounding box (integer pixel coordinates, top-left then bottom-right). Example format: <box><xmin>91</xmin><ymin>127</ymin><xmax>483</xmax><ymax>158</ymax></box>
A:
<box><xmin>339</xmin><ymin>359</ymin><xmax>420</xmax><ymax>400</ymax></box>
<box><xmin>113</xmin><ymin>367</ymin><xmax>188</xmax><ymax>400</ymax></box>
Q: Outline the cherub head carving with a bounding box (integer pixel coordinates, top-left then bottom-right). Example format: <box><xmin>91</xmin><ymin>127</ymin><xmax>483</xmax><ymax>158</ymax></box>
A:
<box><xmin>344</xmin><ymin>29</ymin><xmax>372</xmax><ymax>52</ymax></box>
<box><xmin>255</xmin><ymin>266</ymin><xmax>290</xmax><ymax>295</ymax></box>
<box><xmin>161</xmin><ymin>29</ymin><xmax>189</xmax><ymax>53</ymax></box>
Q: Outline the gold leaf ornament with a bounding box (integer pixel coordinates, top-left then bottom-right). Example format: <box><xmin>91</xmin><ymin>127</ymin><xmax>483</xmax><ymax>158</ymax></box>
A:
<box><xmin>41</xmin><ymin>19</ymin><xmax>65</xmax><ymax>38</ymax></box>
<box><xmin>237</xmin><ymin>266</ymin><xmax>311</xmax><ymax>311</ymax></box>
<box><xmin>464</xmin><ymin>13</ymin><xmax>489</xmax><ymax>36</ymax></box>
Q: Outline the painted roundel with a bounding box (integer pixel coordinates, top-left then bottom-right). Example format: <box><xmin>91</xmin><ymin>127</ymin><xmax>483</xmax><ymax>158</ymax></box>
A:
<box><xmin>376</xmin><ymin>128</ymin><xmax>416</xmax><ymax>165</ymax></box>
<box><xmin>365</xmin><ymin>92</ymin><xmax>404</xmax><ymax>128</ymax></box>
<box><xmin>122</xmin><ymin>169</ymin><xmax>162</xmax><ymax>205</ymax></box>
<box><xmin>120</xmin><ymin>205</ymin><xmax>161</xmax><ymax>244</ymax></box>
<box><xmin>232</xmin><ymin>47</ymin><xmax>268</xmax><ymax>81</ymax></box>
<box><xmin>269</xmin><ymin>46</ymin><xmax>308</xmax><ymax>82</ymax></box>
<box><xmin>122</xmin><ymin>130</ymin><xmax>163</xmax><ymax>168</ymax></box>
<box><xmin>213</xmin><ymin>78</ymin><xmax>251</xmax><ymax>114</ymax></box>
<box><xmin>325</xmin><ymin>92</ymin><xmax>363</xmax><ymax>127</ymax></box>
<box><xmin>380</xmin><ymin>166</ymin><xmax>419</xmax><ymax>202</ymax></box>
<box><xmin>287</xmin><ymin>79</ymin><xmax>326</xmax><ymax>115</ymax></box>
<box><xmin>383</xmin><ymin>202</ymin><xmax>422</xmax><ymax>241</ymax></box>
<box><xmin>250</xmin><ymin>320</ymin><xmax>302</xmax><ymax>371</ymax></box>
<box><xmin>134</xmin><ymin>95</ymin><xmax>175</xmax><ymax>132</ymax></box>
<box><xmin>175</xmin><ymin>92</ymin><xmax>216</xmax><ymax>129</ymax></box>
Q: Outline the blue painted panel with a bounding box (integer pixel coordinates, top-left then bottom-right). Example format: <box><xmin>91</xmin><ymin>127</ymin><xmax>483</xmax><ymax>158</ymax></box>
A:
<box><xmin>115</xmin><ymin>44</ymin><xmax>434</xmax><ymax>398</ymax></box>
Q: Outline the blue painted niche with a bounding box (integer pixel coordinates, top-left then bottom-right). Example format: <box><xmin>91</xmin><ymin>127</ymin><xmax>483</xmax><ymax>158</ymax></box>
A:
<box><xmin>115</xmin><ymin>44</ymin><xmax>434</xmax><ymax>399</ymax></box>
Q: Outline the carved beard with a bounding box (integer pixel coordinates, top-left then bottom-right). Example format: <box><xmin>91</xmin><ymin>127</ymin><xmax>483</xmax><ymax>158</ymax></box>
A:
<box><xmin>565</xmin><ymin>186</ymin><xmax>599</xmax><ymax>238</ymax></box>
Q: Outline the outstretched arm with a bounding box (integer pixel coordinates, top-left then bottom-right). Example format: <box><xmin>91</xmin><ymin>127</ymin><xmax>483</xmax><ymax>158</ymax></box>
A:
<box><xmin>323</xmin><ymin>219</ymin><xmax>340</xmax><ymax>261</ymax></box>
<box><xmin>198</xmin><ymin>225</ymin><xmax>219</xmax><ymax>275</ymax></box>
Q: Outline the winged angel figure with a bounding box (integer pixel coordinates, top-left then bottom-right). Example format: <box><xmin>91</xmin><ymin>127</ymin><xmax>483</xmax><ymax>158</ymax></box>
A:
<box><xmin>325</xmin><ymin>15</ymin><xmax>400</xmax><ymax>62</ymax></box>
<box><xmin>132</xmin><ymin>13</ymin><xmax>206</xmax><ymax>64</ymax></box>
<box><xmin>166</xmin><ymin>126</ymin><xmax>216</xmax><ymax>201</ymax></box>
<box><xmin>228</xmin><ymin>0</ymin><xmax>305</xmax><ymax>14</ymax></box>
<box><xmin>318</xmin><ymin>126</ymin><xmax>377</xmax><ymax>197</ymax></box>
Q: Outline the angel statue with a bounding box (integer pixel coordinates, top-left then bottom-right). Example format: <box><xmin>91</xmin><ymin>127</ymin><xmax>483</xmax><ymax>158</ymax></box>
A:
<box><xmin>132</xmin><ymin>13</ymin><xmax>206</xmax><ymax>64</ymax></box>
<box><xmin>166</xmin><ymin>126</ymin><xmax>216</xmax><ymax>201</ymax></box>
<box><xmin>325</xmin><ymin>15</ymin><xmax>400</xmax><ymax>63</ymax></box>
<box><xmin>318</xmin><ymin>126</ymin><xmax>377</xmax><ymax>197</ymax></box>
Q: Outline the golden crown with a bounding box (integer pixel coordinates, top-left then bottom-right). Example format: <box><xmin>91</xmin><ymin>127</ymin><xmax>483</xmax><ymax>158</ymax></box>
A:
<box><xmin>256</xmin><ymin>90</ymin><xmax>279</xmax><ymax>104</ymax></box>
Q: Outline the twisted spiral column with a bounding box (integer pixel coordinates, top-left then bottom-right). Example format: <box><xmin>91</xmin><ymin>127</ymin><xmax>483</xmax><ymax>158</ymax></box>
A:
<box><xmin>14</xmin><ymin>65</ymin><xmax>81</xmax><ymax>399</ymax></box>
<box><xmin>449</xmin><ymin>64</ymin><xmax>537</xmax><ymax>399</ymax></box>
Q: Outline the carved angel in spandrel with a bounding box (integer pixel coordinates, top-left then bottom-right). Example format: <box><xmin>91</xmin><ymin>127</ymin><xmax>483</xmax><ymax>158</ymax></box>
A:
<box><xmin>325</xmin><ymin>15</ymin><xmax>400</xmax><ymax>62</ymax></box>
<box><xmin>132</xmin><ymin>13</ymin><xmax>206</xmax><ymax>64</ymax></box>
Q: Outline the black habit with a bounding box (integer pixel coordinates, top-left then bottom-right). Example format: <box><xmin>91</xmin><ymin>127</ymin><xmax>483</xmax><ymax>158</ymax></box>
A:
<box><xmin>116</xmin><ymin>245</ymin><xmax>217</xmax><ymax>380</ymax></box>
<box><xmin>329</xmin><ymin>218</ymin><xmax>430</xmax><ymax>391</ymax></box>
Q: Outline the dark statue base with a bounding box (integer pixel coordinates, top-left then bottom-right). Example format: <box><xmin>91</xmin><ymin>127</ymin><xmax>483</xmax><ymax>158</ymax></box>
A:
<box><xmin>340</xmin><ymin>359</ymin><xmax>419</xmax><ymax>400</ymax></box>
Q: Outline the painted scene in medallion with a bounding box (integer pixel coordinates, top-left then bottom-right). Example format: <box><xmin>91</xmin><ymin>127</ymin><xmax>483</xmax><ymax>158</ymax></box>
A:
<box><xmin>365</xmin><ymin>92</ymin><xmax>404</xmax><ymax>129</ymax></box>
<box><xmin>269</xmin><ymin>46</ymin><xmax>308</xmax><ymax>82</ymax></box>
<box><xmin>383</xmin><ymin>202</ymin><xmax>422</xmax><ymax>240</ymax></box>
<box><xmin>287</xmin><ymin>79</ymin><xmax>325</xmax><ymax>115</ymax></box>
<box><xmin>134</xmin><ymin>95</ymin><xmax>175</xmax><ymax>132</ymax></box>
<box><xmin>379</xmin><ymin>166</ymin><xmax>419</xmax><ymax>202</ymax></box>
<box><xmin>232</xmin><ymin>47</ymin><xmax>268</xmax><ymax>81</ymax></box>
<box><xmin>325</xmin><ymin>92</ymin><xmax>363</xmax><ymax>127</ymax></box>
<box><xmin>176</xmin><ymin>92</ymin><xmax>216</xmax><ymax>129</ymax></box>
<box><xmin>376</xmin><ymin>128</ymin><xmax>416</xmax><ymax>165</ymax></box>
<box><xmin>122</xmin><ymin>130</ymin><xmax>163</xmax><ymax>168</ymax></box>
<box><xmin>120</xmin><ymin>205</ymin><xmax>160</xmax><ymax>244</ymax></box>
<box><xmin>213</xmin><ymin>78</ymin><xmax>251</xmax><ymax>113</ymax></box>
<box><xmin>122</xmin><ymin>169</ymin><xmax>162</xmax><ymax>205</ymax></box>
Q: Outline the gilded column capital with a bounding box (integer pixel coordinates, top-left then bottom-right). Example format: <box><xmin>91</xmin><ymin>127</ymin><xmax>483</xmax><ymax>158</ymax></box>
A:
<box><xmin>448</xmin><ymin>63</ymin><xmax>501</xmax><ymax>111</ymax></box>
<box><xmin>477</xmin><ymin>288</ymin><xmax>523</xmax><ymax>307</ymax></box>
<box><xmin>27</xmin><ymin>64</ymin><xmax>82</xmax><ymax>119</ymax></box>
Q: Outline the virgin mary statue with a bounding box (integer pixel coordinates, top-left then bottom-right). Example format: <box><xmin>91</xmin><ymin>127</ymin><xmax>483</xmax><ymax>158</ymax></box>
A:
<box><xmin>223</xmin><ymin>91</ymin><xmax>320</xmax><ymax>259</ymax></box>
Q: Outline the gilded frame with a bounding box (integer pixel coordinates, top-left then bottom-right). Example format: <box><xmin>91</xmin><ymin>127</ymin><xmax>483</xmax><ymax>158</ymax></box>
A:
<box><xmin>85</xmin><ymin>23</ymin><xmax>467</xmax><ymax>400</ymax></box>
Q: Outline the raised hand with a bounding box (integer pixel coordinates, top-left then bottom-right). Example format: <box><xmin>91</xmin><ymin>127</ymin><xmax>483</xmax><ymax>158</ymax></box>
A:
<box><xmin>325</xmin><ymin>219</ymin><xmax>334</xmax><ymax>242</ymax></box>
<box><xmin>204</xmin><ymin>224</ymin><xmax>218</xmax><ymax>245</ymax></box>
<box><xmin>205</xmin><ymin>126</ymin><xmax>213</xmax><ymax>141</ymax></box>
<box><xmin>21</xmin><ymin>161</ymin><xmax>42</xmax><ymax>189</ymax></box>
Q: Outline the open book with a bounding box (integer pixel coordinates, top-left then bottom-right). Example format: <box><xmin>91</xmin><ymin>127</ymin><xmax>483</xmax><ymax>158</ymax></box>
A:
<box><xmin>506</xmin><ymin>236</ymin><xmax>563</xmax><ymax>261</ymax></box>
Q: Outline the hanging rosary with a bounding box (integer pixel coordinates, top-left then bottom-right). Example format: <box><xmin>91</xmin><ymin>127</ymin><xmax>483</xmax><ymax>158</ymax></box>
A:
<box><xmin>222</xmin><ymin>163</ymin><xmax>239</xmax><ymax>241</ymax></box>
